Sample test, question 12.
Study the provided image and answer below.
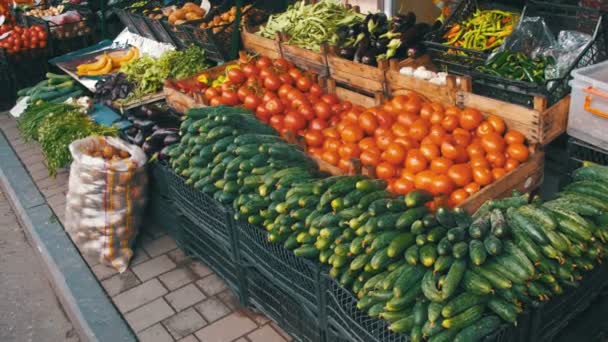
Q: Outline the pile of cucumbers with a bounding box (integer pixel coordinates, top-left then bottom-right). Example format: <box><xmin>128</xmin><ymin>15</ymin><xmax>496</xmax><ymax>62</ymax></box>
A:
<box><xmin>168</xmin><ymin>106</ymin><xmax>608</xmax><ymax>342</ymax></box>
<box><xmin>17</xmin><ymin>72</ymin><xmax>84</xmax><ymax>104</ymax></box>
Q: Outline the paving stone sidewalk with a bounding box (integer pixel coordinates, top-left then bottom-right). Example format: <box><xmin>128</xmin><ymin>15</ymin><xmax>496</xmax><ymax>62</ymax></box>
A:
<box><xmin>0</xmin><ymin>113</ymin><xmax>292</xmax><ymax>342</ymax></box>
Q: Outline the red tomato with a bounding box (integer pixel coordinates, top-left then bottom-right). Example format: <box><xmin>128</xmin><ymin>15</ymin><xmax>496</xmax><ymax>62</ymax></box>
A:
<box><xmin>309</xmin><ymin>83</ymin><xmax>323</xmax><ymax>96</ymax></box>
<box><xmin>227</xmin><ymin>68</ymin><xmax>246</xmax><ymax>84</ymax></box>
<box><xmin>296</xmin><ymin>76</ymin><xmax>312</xmax><ymax>91</ymax></box>
<box><xmin>310</xmin><ymin>118</ymin><xmax>328</xmax><ymax>131</ymax></box>
<box><xmin>264</xmin><ymin>98</ymin><xmax>285</xmax><ymax>115</ymax></box>
<box><xmin>243</xmin><ymin>94</ymin><xmax>261</xmax><ymax>111</ymax></box>
<box><xmin>321</xmin><ymin>94</ymin><xmax>339</xmax><ymax>106</ymax></box>
<box><xmin>256</xmin><ymin>56</ymin><xmax>272</xmax><ymax>69</ymax></box>
<box><xmin>264</xmin><ymin>75</ymin><xmax>281</xmax><ymax>91</ymax></box>
<box><xmin>313</xmin><ymin>101</ymin><xmax>332</xmax><ymax>119</ymax></box>
<box><xmin>284</xmin><ymin>111</ymin><xmax>307</xmax><ymax>131</ymax></box>
<box><xmin>288</xmin><ymin>68</ymin><xmax>303</xmax><ymax>80</ymax></box>
<box><xmin>241</xmin><ymin>63</ymin><xmax>259</xmax><ymax>77</ymax></box>
<box><xmin>299</xmin><ymin>105</ymin><xmax>315</xmax><ymax>120</ymax></box>
<box><xmin>279</xmin><ymin>73</ymin><xmax>294</xmax><ymax>85</ymax></box>
<box><xmin>220</xmin><ymin>90</ymin><xmax>239</xmax><ymax>106</ymax></box>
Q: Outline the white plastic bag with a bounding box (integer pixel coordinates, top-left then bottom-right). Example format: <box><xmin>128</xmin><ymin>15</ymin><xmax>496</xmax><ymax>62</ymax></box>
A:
<box><xmin>65</xmin><ymin>136</ymin><xmax>148</xmax><ymax>272</ymax></box>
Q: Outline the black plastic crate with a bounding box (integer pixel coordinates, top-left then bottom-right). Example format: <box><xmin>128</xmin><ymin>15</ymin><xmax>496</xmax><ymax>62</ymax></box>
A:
<box><xmin>529</xmin><ymin>262</ymin><xmax>608</xmax><ymax>341</ymax></box>
<box><xmin>567</xmin><ymin>137</ymin><xmax>608</xmax><ymax>174</ymax></box>
<box><xmin>427</xmin><ymin>1</ymin><xmax>608</xmax><ymax>108</ymax></box>
<box><xmin>175</xmin><ymin>22</ymin><xmax>232</xmax><ymax>62</ymax></box>
<box><xmin>0</xmin><ymin>47</ymin><xmax>50</xmax><ymax>107</ymax></box>
<box><xmin>235</xmin><ymin>219</ymin><xmax>323</xmax><ymax>310</ymax></box>
<box><xmin>147</xmin><ymin>163</ymin><xmax>183</xmax><ymax>247</ymax></box>
<box><xmin>323</xmin><ymin>274</ymin><xmax>405</xmax><ymax>342</ymax></box>
<box><xmin>178</xmin><ymin>213</ymin><xmax>243</xmax><ymax>300</ymax></box>
<box><xmin>144</xmin><ymin>16</ymin><xmax>177</xmax><ymax>45</ymax></box>
<box><xmin>242</xmin><ymin>256</ymin><xmax>324</xmax><ymax>342</ymax></box>
<box><xmin>164</xmin><ymin>166</ymin><xmax>234</xmax><ymax>248</ymax></box>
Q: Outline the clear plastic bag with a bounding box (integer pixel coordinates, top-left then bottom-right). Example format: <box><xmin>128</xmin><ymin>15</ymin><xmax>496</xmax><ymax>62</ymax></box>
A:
<box><xmin>65</xmin><ymin>136</ymin><xmax>148</xmax><ymax>272</ymax></box>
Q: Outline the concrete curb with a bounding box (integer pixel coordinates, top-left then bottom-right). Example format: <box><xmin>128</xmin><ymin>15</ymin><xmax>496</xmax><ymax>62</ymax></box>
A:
<box><xmin>0</xmin><ymin>130</ymin><xmax>137</xmax><ymax>342</ymax></box>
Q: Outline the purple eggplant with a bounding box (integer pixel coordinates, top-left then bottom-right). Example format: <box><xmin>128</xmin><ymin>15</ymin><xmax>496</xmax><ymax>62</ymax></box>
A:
<box><xmin>163</xmin><ymin>134</ymin><xmax>180</xmax><ymax>146</ymax></box>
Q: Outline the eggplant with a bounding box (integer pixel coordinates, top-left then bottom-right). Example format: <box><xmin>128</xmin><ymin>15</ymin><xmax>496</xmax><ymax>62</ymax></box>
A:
<box><xmin>131</xmin><ymin>130</ymin><xmax>145</xmax><ymax>146</ymax></box>
<box><xmin>407</xmin><ymin>44</ymin><xmax>426</xmax><ymax>59</ymax></box>
<box><xmin>148</xmin><ymin>128</ymin><xmax>179</xmax><ymax>146</ymax></box>
<box><xmin>163</xmin><ymin>134</ymin><xmax>180</xmax><ymax>146</ymax></box>
<box><xmin>360</xmin><ymin>50</ymin><xmax>378</xmax><ymax>66</ymax></box>
<box><xmin>131</xmin><ymin>118</ymin><xmax>155</xmax><ymax>132</ymax></box>
<box><xmin>392</xmin><ymin>12</ymin><xmax>416</xmax><ymax>32</ymax></box>
<box><xmin>158</xmin><ymin>145</ymin><xmax>172</xmax><ymax>160</ymax></box>
<box><xmin>338</xmin><ymin>47</ymin><xmax>356</xmax><ymax>60</ymax></box>
<box><xmin>142</xmin><ymin>141</ymin><xmax>159</xmax><ymax>155</ymax></box>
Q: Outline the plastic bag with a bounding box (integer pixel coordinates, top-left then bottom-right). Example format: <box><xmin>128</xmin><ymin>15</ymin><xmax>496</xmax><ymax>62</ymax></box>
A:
<box><xmin>488</xmin><ymin>16</ymin><xmax>592</xmax><ymax>82</ymax></box>
<box><xmin>65</xmin><ymin>136</ymin><xmax>148</xmax><ymax>272</ymax></box>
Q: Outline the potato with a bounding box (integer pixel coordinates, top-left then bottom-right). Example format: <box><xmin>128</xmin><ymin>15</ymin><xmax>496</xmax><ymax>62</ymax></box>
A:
<box><xmin>185</xmin><ymin>12</ymin><xmax>202</xmax><ymax>21</ymax></box>
<box><xmin>168</xmin><ymin>12</ymin><xmax>178</xmax><ymax>24</ymax></box>
<box><xmin>173</xmin><ymin>8</ymin><xmax>186</xmax><ymax>20</ymax></box>
<box><xmin>174</xmin><ymin>19</ymin><xmax>187</xmax><ymax>25</ymax></box>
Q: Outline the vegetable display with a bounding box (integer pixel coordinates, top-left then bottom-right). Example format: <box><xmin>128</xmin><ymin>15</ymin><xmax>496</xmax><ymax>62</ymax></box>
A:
<box><xmin>167</xmin><ymin>2</ymin><xmax>206</xmax><ymax>25</ymax></box>
<box><xmin>18</xmin><ymin>72</ymin><xmax>83</xmax><ymax>104</ymax></box>
<box><xmin>25</xmin><ymin>4</ymin><xmax>64</xmax><ymax>17</ymax></box>
<box><xmin>18</xmin><ymin>101</ymin><xmax>116</xmax><ymax>174</ymax></box>
<box><xmin>120</xmin><ymin>45</ymin><xmax>211</xmax><ymax>103</ymax></box>
<box><xmin>303</xmin><ymin>91</ymin><xmax>530</xmax><ymax>207</ymax></box>
<box><xmin>122</xmin><ymin>102</ymin><xmax>181</xmax><ymax>159</ymax></box>
<box><xmin>94</xmin><ymin>72</ymin><xmax>134</xmax><ymax>105</ymax></box>
<box><xmin>167</xmin><ymin>104</ymin><xmax>608</xmax><ymax>340</ymax></box>
<box><xmin>442</xmin><ymin>9</ymin><xmax>518</xmax><ymax>51</ymax></box>
<box><xmin>258</xmin><ymin>0</ymin><xmax>363</xmax><ymax>52</ymax></box>
<box><xmin>0</xmin><ymin>24</ymin><xmax>48</xmax><ymax>54</ymax></box>
<box><xmin>477</xmin><ymin>51</ymin><xmax>555</xmax><ymax>84</ymax></box>
<box><xmin>335</xmin><ymin>12</ymin><xmax>433</xmax><ymax>65</ymax></box>
<box><xmin>76</xmin><ymin>47</ymin><xmax>139</xmax><ymax>76</ymax></box>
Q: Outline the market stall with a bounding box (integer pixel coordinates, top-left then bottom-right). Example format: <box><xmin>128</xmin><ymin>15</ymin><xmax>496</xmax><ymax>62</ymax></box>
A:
<box><xmin>5</xmin><ymin>0</ymin><xmax>608</xmax><ymax>341</ymax></box>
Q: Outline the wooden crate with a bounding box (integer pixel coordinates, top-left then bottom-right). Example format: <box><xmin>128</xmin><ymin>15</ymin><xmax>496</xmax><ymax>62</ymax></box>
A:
<box><xmin>325</xmin><ymin>45</ymin><xmax>388</xmax><ymax>95</ymax></box>
<box><xmin>280</xmin><ymin>35</ymin><xmax>329</xmax><ymax>78</ymax></box>
<box><xmin>325</xmin><ymin>78</ymin><xmax>384</xmax><ymax>108</ymax></box>
<box><xmin>456</xmin><ymin>91</ymin><xmax>570</xmax><ymax>146</ymax></box>
<box><xmin>241</xmin><ymin>25</ymin><xmax>282</xmax><ymax>59</ymax></box>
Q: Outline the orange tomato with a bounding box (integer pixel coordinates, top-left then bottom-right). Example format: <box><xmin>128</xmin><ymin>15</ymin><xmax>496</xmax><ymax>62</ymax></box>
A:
<box><xmin>392</xmin><ymin>123</ymin><xmax>409</xmax><ymax>137</ymax></box>
<box><xmin>405</xmin><ymin>149</ymin><xmax>429</xmax><ymax>173</ymax></box>
<box><xmin>476</xmin><ymin>121</ymin><xmax>495</xmax><ymax>137</ymax></box>
<box><xmin>360</xmin><ymin>150</ymin><xmax>381</xmax><ymax>166</ymax></box>
<box><xmin>472</xmin><ymin>167</ymin><xmax>493</xmax><ymax>186</ymax></box>
<box><xmin>409</xmin><ymin>119</ymin><xmax>430</xmax><ymax>141</ymax></box>
<box><xmin>358</xmin><ymin>137</ymin><xmax>377</xmax><ymax>151</ymax></box>
<box><xmin>323</xmin><ymin>138</ymin><xmax>341</xmax><ymax>151</ymax></box>
<box><xmin>429</xmin><ymin>125</ymin><xmax>447</xmax><ymax>145</ymax></box>
<box><xmin>419</xmin><ymin>103</ymin><xmax>433</xmax><ymax>120</ymax></box>
<box><xmin>414</xmin><ymin>170</ymin><xmax>435</xmax><ymax>191</ymax></box>
<box><xmin>506</xmin><ymin>143</ymin><xmax>529</xmax><ymax>162</ymax></box>
<box><xmin>358</xmin><ymin>111</ymin><xmax>378</xmax><ymax>134</ymax></box>
<box><xmin>492</xmin><ymin>168</ymin><xmax>507</xmax><ymax>180</ymax></box>
<box><xmin>505</xmin><ymin>158</ymin><xmax>520</xmax><ymax>172</ymax></box>
<box><xmin>487</xmin><ymin>115</ymin><xmax>505</xmax><ymax>134</ymax></box>
<box><xmin>449</xmin><ymin>188</ymin><xmax>470</xmax><ymax>206</ymax></box>
<box><xmin>382</xmin><ymin>143</ymin><xmax>407</xmax><ymax>165</ymax></box>
<box><xmin>342</xmin><ymin>111</ymin><xmax>359</xmax><ymax>125</ymax></box>
<box><xmin>323</xmin><ymin>127</ymin><xmax>340</xmax><ymax>138</ymax></box>
<box><xmin>466</xmin><ymin>142</ymin><xmax>485</xmax><ymax>159</ymax></box>
<box><xmin>338</xmin><ymin>159</ymin><xmax>353</xmax><ymax>171</ymax></box>
<box><xmin>504</xmin><ymin>130</ymin><xmax>525</xmax><ymax>145</ymax></box>
<box><xmin>441</xmin><ymin>114</ymin><xmax>459</xmax><ymax>132</ymax></box>
<box><xmin>431</xmin><ymin>157</ymin><xmax>454</xmax><ymax>174</ymax></box>
<box><xmin>420</xmin><ymin>143</ymin><xmax>440</xmax><ymax>160</ymax></box>
<box><xmin>431</xmin><ymin>102</ymin><xmax>445</xmax><ymax>115</ymax></box>
<box><xmin>441</xmin><ymin>138</ymin><xmax>466</xmax><ymax>162</ymax></box>
<box><xmin>400</xmin><ymin>169</ymin><xmax>416</xmax><ymax>182</ymax></box>
<box><xmin>310</xmin><ymin>118</ymin><xmax>328</xmax><ymax>131</ymax></box>
<box><xmin>459</xmin><ymin>108</ymin><xmax>483</xmax><ymax>130</ymax></box>
<box><xmin>453</xmin><ymin>130</ymin><xmax>472</xmax><ymax>147</ymax></box>
<box><xmin>383</xmin><ymin>101</ymin><xmax>395</xmax><ymax>113</ymax></box>
<box><xmin>486</xmin><ymin>151</ymin><xmax>506</xmax><ymax>168</ymax></box>
<box><xmin>376</xmin><ymin>111</ymin><xmax>395</xmax><ymax>128</ymax></box>
<box><xmin>481</xmin><ymin>133</ymin><xmax>506</xmax><ymax>153</ymax></box>
<box><xmin>464</xmin><ymin>182</ymin><xmax>481</xmax><ymax>195</ymax></box>
<box><xmin>430</xmin><ymin>174</ymin><xmax>455</xmax><ymax>196</ymax></box>
<box><xmin>393</xmin><ymin>178</ymin><xmax>415</xmax><ymax>195</ymax></box>
<box><xmin>397</xmin><ymin>112</ymin><xmax>418</xmax><ymax>126</ymax></box>
<box><xmin>341</xmin><ymin>125</ymin><xmax>364</xmax><ymax>143</ymax></box>
<box><xmin>321</xmin><ymin>150</ymin><xmax>339</xmax><ymax>165</ymax></box>
<box><xmin>376</xmin><ymin>162</ymin><xmax>397</xmax><ymax>179</ymax></box>
<box><xmin>445</xmin><ymin>106</ymin><xmax>461</xmax><ymax>117</ymax></box>
<box><xmin>394</xmin><ymin>137</ymin><xmax>418</xmax><ymax>150</ymax></box>
<box><xmin>430</xmin><ymin>111</ymin><xmax>445</xmax><ymax>125</ymax></box>
<box><xmin>338</xmin><ymin>143</ymin><xmax>360</xmax><ymax>159</ymax></box>
<box><xmin>376</xmin><ymin>132</ymin><xmax>396</xmax><ymax>151</ymax></box>
<box><xmin>447</xmin><ymin>164</ymin><xmax>473</xmax><ymax>187</ymax></box>
<box><xmin>405</xmin><ymin>97</ymin><xmax>422</xmax><ymax>114</ymax></box>
<box><xmin>470</xmin><ymin>156</ymin><xmax>490</xmax><ymax>169</ymax></box>
<box><xmin>304</xmin><ymin>130</ymin><xmax>324</xmax><ymax>147</ymax></box>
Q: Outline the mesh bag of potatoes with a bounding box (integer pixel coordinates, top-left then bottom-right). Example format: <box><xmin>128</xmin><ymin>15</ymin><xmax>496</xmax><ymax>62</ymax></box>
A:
<box><xmin>65</xmin><ymin>136</ymin><xmax>148</xmax><ymax>272</ymax></box>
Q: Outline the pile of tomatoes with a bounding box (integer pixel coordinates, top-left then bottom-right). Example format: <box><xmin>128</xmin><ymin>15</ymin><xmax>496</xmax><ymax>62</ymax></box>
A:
<box><xmin>303</xmin><ymin>94</ymin><xmax>530</xmax><ymax>207</ymax></box>
<box><xmin>202</xmin><ymin>56</ymin><xmax>351</xmax><ymax>136</ymax></box>
<box><xmin>0</xmin><ymin>24</ymin><xmax>48</xmax><ymax>54</ymax></box>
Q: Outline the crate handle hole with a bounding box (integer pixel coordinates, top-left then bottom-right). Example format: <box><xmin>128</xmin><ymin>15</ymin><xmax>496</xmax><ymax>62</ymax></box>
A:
<box><xmin>584</xmin><ymin>86</ymin><xmax>608</xmax><ymax>119</ymax></box>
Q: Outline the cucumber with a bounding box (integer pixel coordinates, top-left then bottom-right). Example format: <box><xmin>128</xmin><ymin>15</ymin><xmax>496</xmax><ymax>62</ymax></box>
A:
<box><xmin>463</xmin><ymin>270</ymin><xmax>494</xmax><ymax>295</ymax></box>
<box><xmin>422</xmin><ymin>213</ymin><xmax>438</xmax><ymax>228</ymax></box>
<box><xmin>452</xmin><ymin>242</ymin><xmax>468</xmax><ymax>259</ymax></box>
<box><xmin>469</xmin><ymin>240</ymin><xmax>487</xmax><ymax>266</ymax></box>
<box><xmin>405</xmin><ymin>190</ymin><xmax>433</xmax><ymax>208</ymax></box>
<box><xmin>488</xmin><ymin>193</ymin><xmax>529</xmax><ymax>209</ymax></box>
<box><xmin>405</xmin><ymin>245</ymin><xmax>419</xmax><ymax>265</ymax></box>
<box><xmin>386</xmin><ymin>286</ymin><xmax>423</xmax><ymax>312</ymax></box>
<box><xmin>433</xmin><ymin>255</ymin><xmax>453</xmax><ymax>274</ymax></box>
<box><xmin>545</xmin><ymin>230</ymin><xmax>569</xmax><ymax>253</ymax></box>
<box><xmin>435</xmin><ymin>207</ymin><xmax>456</xmax><ymax>228</ymax></box>
<box><xmin>380</xmin><ymin>265</ymin><xmax>409</xmax><ymax>291</ymax></box>
<box><xmin>469</xmin><ymin>212</ymin><xmax>491</xmax><ymax>239</ymax></box>
<box><xmin>483</xmin><ymin>235</ymin><xmax>503</xmax><ymax>256</ymax></box>
<box><xmin>429</xmin><ymin>328</ymin><xmax>458</xmax><ymax>342</ymax></box>
<box><xmin>376</xmin><ymin>213</ymin><xmax>402</xmax><ymax>230</ymax></box>
<box><xmin>369</xmin><ymin>198</ymin><xmax>392</xmax><ymax>216</ymax></box>
<box><xmin>502</xmin><ymin>241</ymin><xmax>535</xmax><ymax>277</ymax></box>
<box><xmin>381</xmin><ymin>310</ymin><xmax>413</xmax><ymax>323</ymax></box>
<box><xmin>368</xmin><ymin>302</ymin><xmax>386</xmax><ymax>318</ymax></box>
<box><xmin>441</xmin><ymin>305</ymin><xmax>484</xmax><ymax>330</ymax></box>
<box><xmin>357</xmin><ymin>190</ymin><xmax>390</xmax><ymax>210</ymax></box>
<box><xmin>356</xmin><ymin>178</ymin><xmax>387</xmax><ymax>192</ymax></box>
<box><xmin>474</xmin><ymin>266</ymin><xmax>511</xmax><ymax>289</ymax></box>
<box><xmin>413</xmin><ymin>300</ymin><xmax>428</xmax><ymax>326</ymax></box>
<box><xmin>441</xmin><ymin>292</ymin><xmax>486</xmax><ymax>318</ymax></box>
<box><xmin>490</xmin><ymin>208</ymin><xmax>508</xmax><ymax>237</ymax></box>
<box><xmin>293</xmin><ymin>245</ymin><xmax>318</xmax><ymax>258</ymax></box>
<box><xmin>369</xmin><ymin>231</ymin><xmax>401</xmax><ymax>253</ymax></box>
<box><xmin>422</xmin><ymin>318</ymin><xmax>444</xmax><ymax>338</ymax></box>
<box><xmin>495</xmin><ymin>254</ymin><xmax>532</xmax><ymax>280</ymax></box>
<box><xmin>387</xmin><ymin>233</ymin><xmax>415</xmax><ymax>258</ymax></box>
<box><xmin>389</xmin><ymin>314</ymin><xmax>416</xmax><ymax>333</ymax></box>
<box><xmin>370</xmin><ymin>247</ymin><xmax>392</xmax><ymax>270</ymax></box>
<box><xmin>396</xmin><ymin>206</ymin><xmax>428</xmax><ymax>230</ymax></box>
<box><xmin>518</xmin><ymin>205</ymin><xmax>557</xmax><ymax>230</ymax></box>
<box><xmin>350</xmin><ymin>254</ymin><xmax>371</xmax><ymax>271</ymax></box>
<box><xmin>410</xmin><ymin>326</ymin><xmax>423</xmax><ymax>342</ymax></box>
<box><xmin>453</xmin><ymin>315</ymin><xmax>502</xmax><ymax>342</ymax></box>
<box><xmin>557</xmin><ymin>219</ymin><xmax>593</xmax><ymax>242</ymax></box>
<box><xmin>420</xmin><ymin>244</ymin><xmax>437</xmax><ymax>267</ymax></box>
<box><xmin>427</xmin><ymin>227</ymin><xmax>447</xmax><ymax>243</ymax></box>
<box><xmin>428</xmin><ymin>302</ymin><xmax>443</xmax><ymax>323</ymax></box>
<box><xmin>487</xmin><ymin>298</ymin><xmax>519</xmax><ymax>323</ymax></box>
<box><xmin>411</xmin><ymin>220</ymin><xmax>426</xmax><ymax>235</ymax></box>
<box><xmin>447</xmin><ymin>227</ymin><xmax>466</xmax><ymax>242</ymax></box>
<box><xmin>437</xmin><ymin>237</ymin><xmax>452</xmax><ymax>256</ymax></box>
<box><xmin>508</xmin><ymin>208</ymin><xmax>549</xmax><ymax>245</ymax></box>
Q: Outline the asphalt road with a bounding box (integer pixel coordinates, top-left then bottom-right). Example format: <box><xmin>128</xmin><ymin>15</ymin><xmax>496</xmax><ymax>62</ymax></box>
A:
<box><xmin>0</xmin><ymin>189</ymin><xmax>79</xmax><ymax>342</ymax></box>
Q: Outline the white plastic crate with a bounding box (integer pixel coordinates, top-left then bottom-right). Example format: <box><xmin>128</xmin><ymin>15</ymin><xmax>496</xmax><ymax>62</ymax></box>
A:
<box><xmin>568</xmin><ymin>60</ymin><xmax>608</xmax><ymax>150</ymax></box>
